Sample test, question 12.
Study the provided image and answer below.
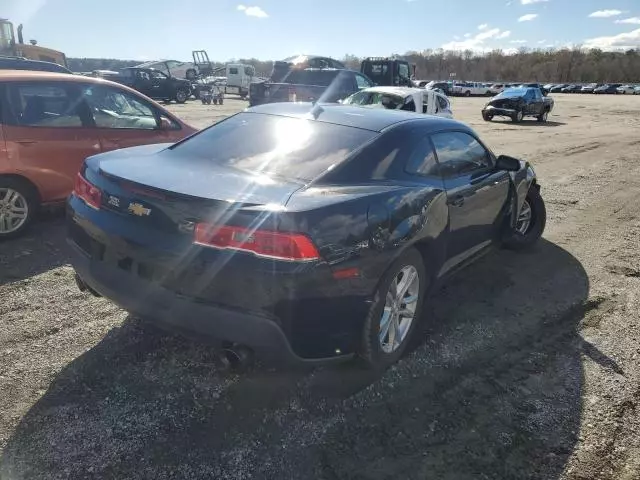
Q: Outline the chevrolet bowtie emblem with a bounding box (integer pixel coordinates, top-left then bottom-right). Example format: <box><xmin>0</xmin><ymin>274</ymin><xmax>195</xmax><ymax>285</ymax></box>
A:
<box><xmin>128</xmin><ymin>202</ymin><xmax>151</xmax><ymax>216</ymax></box>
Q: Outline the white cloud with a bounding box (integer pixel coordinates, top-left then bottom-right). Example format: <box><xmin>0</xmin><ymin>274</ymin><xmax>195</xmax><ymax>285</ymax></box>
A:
<box><xmin>518</xmin><ymin>13</ymin><xmax>538</xmax><ymax>21</ymax></box>
<box><xmin>503</xmin><ymin>48</ymin><xmax>520</xmax><ymax>55</ymax></box>
<box><xmin>237</xmin><ymin>4</ymin><xmax>268</xmax><ymax>18</ymax></box>
<box><xmin>616</xmin><ymin>17</ymin><xmax>640</xmax><ymax>24</ymax></box>
<box><xmin>442</xmin><ymin>28</ymin><xmax>512</xmax><ymax>51</ymax></box>
<box><xmin>464</xmin><ymin>33</ymin><xmax>471</xmax><ymax>38</ymax></box>
<box><xmin>478</xmin><ymin>23</ymin><xmax>489</xmax><ymax>30</ymax></box>
<box><xmin>521</xmin><ymin>0</ymin><xmax>548</xmax><ymax>4</ymax></box>
<box><xmin>588</xmin><ymin>10</ymin><xmax>623</xmax><ymax>18</ymax></box>
<box><xmin>510</xmin><ymin>39</ymin><xmax>527</xmax><ymax>44</ymax></box>
<box><xmin>584</xmin><ymin>27</ymin><xmax>640</xmax><ymax>50</ymax></box>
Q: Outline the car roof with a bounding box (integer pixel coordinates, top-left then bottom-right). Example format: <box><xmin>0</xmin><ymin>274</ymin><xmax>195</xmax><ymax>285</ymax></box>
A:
<box><xmin>359</xmin><ymin>86</ymin><xmax>425</xmax><ymax>97</ymax></box>
<box><xmin>246</xmin><ymin>102</ymin><xmax>463</xmax><ymax>133</ymax></box>
<box><xmin>0</xmin><ymin>58</ymin><xmax>72</xmax><ymax>73</ymax></box>
<box><xmin>0</xmin><ymin>69</ymin><xmax>120</xmax><ymax>83</ymax></box>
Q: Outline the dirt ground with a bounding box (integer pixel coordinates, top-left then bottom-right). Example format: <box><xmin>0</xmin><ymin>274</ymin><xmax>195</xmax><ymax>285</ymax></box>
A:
<box><xmin>1</xmin><ymin>93</ymin><xmax>640</xmax><ymax>480</ymax></box>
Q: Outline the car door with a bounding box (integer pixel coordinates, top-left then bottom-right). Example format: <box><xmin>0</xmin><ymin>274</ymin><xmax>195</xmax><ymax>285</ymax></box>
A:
<box><xmin>149</xmin><ymin>70</ymin><xmax>172</xmax><ymax>99</ymax></box>
<box><xmin>132</xmin><ymin>70</ymin><xmax>154</xmax><ymax>98</ymax></box>
<box><xmin>532</xmin><ymin>88</ymin><xmax>544</xmax><ymax>114</ymax></box>
<box><xmin>81</xmin><ymin>83</ymin><xmax>182</xmax><ymax>151</ymax></box>
<box><xmin>430</xmin><ymin>130</ymin><xmax>511</xmax><ymax>270</ymax></box>
<box><xmin>2</xmin><ymin>81</ymin><xmax>101</xmax><ymax>203</ymax></box>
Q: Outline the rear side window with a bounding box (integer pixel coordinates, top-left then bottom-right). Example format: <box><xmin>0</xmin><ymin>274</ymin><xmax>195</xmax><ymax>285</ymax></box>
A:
<box><xmin>171</xmin><ymin>113</ymin><xmax>376</xmax><ymax>181</ymax></box>
<box><xmin>6</xmin><ymin>83</ymin><xmax>83</xmax><ymax>127</ymax></box>
<box><xmin>405</xmin><ymin>137</ymin><xmax>439</xmax><ymax>176</ymax></box>
<box><xmin>81</xmin><ymin>84</ymin><xmax>168</xmax><ymax>130</ymax></box>
<box><xmin>229</xmin><ymin>67</ymin><xmax>239</xmax><ymax>75</ymax></box>
<box><xmin>437</xmin><ymin>96</ymin><xmax>449</xmax><ymax>110</ymax></box>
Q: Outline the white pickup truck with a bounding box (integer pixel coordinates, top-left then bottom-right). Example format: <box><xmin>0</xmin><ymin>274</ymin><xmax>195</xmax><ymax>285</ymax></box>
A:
<box><xmin>341</xmin><ymin>86</ymin><xmax>453</xmax><ymax>117</ymax></box>
<box><xmin>451</xmin><ymin>81</ymin><xmax>490</xmax><ymax>97</ymax></box>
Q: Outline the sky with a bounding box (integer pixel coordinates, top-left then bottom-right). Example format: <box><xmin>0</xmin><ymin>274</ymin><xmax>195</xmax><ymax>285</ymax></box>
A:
<box><xmin>5</xmin><ymin>0</ymin><xmax>640</xmax><ymax>61</ymax></box>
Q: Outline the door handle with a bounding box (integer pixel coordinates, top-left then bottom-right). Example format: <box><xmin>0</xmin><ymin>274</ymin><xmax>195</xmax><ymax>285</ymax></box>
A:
<box><xmin>16</xmin><ymin>140</ymin><xmax>37</xmax><ymax>145</ymax></box>
<box><xmin>449</xmin><ymin>196</ymin><xmax>465</xmax><ymax>207</ymax></box>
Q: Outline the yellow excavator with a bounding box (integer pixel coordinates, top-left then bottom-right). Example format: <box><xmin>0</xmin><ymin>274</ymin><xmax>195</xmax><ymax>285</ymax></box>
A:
<box><xmin>0</xmin><ymin>18</ymin><xmax>68</xmax><ymax>67</ymax></box>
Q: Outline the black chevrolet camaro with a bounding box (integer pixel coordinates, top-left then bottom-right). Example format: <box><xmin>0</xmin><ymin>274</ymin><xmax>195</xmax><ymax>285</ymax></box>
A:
<box><xmin>67</xmin><ymin>103</ymin><xmax>546</xmax><ymax>369</ymax></box>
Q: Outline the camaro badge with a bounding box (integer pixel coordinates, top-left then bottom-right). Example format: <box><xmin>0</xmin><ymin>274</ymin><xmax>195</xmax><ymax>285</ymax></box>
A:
<box><xmin>128</xmin><ymin>202</ymin><xmax>151</xmax><ymax>216</ymax></box>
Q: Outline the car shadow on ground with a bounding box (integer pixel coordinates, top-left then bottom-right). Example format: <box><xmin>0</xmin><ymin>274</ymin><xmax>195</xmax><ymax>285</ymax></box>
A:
<box><xmin>0</xmin><ymin>211</ymin><xmax>67</xmax><ymax>286</ymax></box>
<box><xmin>2</xmin><ymin>239</ymin><xmax>601</xmax><ymax>479</ymax></box>
<box><xmin>489</xmin><ymin>119</ymin><xmax>566</xmax><ymax>127</ymax></box>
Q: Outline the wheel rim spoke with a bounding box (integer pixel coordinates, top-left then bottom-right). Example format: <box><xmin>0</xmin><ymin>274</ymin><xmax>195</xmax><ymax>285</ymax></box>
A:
<box><xmin>516</xmin><ymin>200</ymin><xmax>532</xmax><ymax>234</ymax></box>
<box><xmin>379</xmin><ymin>307</ymin><xmax>392</xmax><ymax>343</ymax></box>
<box><xmin>403</xmin><ymin>293</ymin><xmax>419</xmax><ymax>305</ymax></box>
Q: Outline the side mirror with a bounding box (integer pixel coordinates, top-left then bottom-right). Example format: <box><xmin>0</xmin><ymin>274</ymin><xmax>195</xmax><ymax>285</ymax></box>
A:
<box><xmin>159</xmin><ymin>116</ymin><xmax>173</xmax><ymax>130</ymax></box>
<box><xmin>495</xmin><ymin>154</ymin><xmax>521</xmax><ymax>171</ymax></box>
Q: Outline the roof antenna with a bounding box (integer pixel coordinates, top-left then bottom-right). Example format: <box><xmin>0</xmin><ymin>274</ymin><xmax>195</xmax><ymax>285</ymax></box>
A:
<box><xmin>309</xmin><ymin>102</ymin><xmax>324</xmax><ymax>120</ymax></box>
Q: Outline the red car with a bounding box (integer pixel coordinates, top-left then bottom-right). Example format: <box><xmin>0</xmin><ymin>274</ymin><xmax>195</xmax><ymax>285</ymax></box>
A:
<box><xmin>0</xmin><ymin>70</ymin><xmax>196</xmax><ymax>238</ymax></box>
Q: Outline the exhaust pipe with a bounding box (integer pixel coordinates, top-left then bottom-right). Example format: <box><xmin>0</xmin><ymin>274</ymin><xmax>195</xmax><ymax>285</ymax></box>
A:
<box><xmin>216</xmin><ymin>343</ymin><xmax>255</xmax><ymax>370</ymax></box>
<box><xmin>74</xmin><ymin>273</ymin><xmax>101</xmax><ymax>297</ymax></box>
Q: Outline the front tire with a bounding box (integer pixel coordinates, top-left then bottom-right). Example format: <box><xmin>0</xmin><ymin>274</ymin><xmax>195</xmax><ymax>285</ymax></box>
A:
<box><xmin>512</xmin><ymin>109</ymin><xmax>524</xmax><ymax>123</ymax></box>
<box><xmin>359</xmin><ymin>248</ymin><xmax>427</xmax><ymax>369</ymax></box>
<box><xmin>482</xmin><ymin>111</ymin><xmax>493</xmax><ymax>121</ymax></box>
<box><xmin>464</xmin><ymin>90</ymin><xmax>471</xmax><ymax>97</ymax></box>
<box><xmin>503</xmin><ymin>186</ymin><xmax>546</xmax><ymax>250</ymax></box>
<box><xmin>0</xmin><ymin>177</ymin><xmax>38</xmax><ymax>240</ymax></box>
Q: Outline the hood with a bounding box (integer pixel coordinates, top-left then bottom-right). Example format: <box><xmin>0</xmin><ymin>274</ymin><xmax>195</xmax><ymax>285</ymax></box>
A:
<box><xmin>88</xmin><ymin>145</ymin><xmax>303</xmax><ymax>206</ymax></box>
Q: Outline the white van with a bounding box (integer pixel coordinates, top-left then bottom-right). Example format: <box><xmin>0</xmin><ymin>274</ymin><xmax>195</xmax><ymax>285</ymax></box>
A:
<box><xmin>225</xmin><ymin>64</ymin><xmax>255</xmax><ymax>98</ymax></box>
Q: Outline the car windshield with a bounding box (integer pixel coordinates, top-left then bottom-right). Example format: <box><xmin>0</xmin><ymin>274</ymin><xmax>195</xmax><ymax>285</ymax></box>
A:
<box><xmin>170</xmin><ymin>112</ymin><xmax>376</xmax><ymax>181</ymax></box>
<box><xmin>494</xmin><ymin>88</ymin><xmax>529</xmax><ymax>98</ymax></box>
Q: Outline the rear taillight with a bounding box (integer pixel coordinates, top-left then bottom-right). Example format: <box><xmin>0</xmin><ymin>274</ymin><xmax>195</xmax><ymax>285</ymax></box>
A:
<box><xmin>73</xmin><ymin>172</ymin><xmax>102</xmax><ymax>210</ymax></box>
<box><xmin>194</xmin><ymin>224</ymin><xmax>320</xmax><ymax>261</ymax></box>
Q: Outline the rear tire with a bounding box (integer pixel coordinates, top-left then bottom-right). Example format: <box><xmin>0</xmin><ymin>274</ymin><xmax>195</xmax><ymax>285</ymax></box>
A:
<box><xmin>359</xmin><ymin>248</ymin><xmax>427</xmax><ymax>370</ymax></box>
<box><xmin>0</xmin><ymin>177</ymin><xmax>38</xmax><ymax>240</ymax></box>
<box><xmin>537</xmin><ymin>110</ymin><xmax>549</xmax><ymax>122</ymax></box>
<box><xmin>175</xmin><ymin>88</ymin><xmax>189</xmax><ymax>104</ymax></box>
<box><xmin>465</xmin><ymin>90</ymin><xmax>471</xmax><ymax>97</ymax></box>
<box><xmin>503</xmin><ymin>186</ymin><xmax>546</xmax><ymax>251</ymax></box>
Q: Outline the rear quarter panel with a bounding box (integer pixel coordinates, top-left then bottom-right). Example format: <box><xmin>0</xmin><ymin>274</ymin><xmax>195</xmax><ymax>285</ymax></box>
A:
<box><xmin>283</xmin><ymin>183</ymin><xmax>450</xmax><ymax>295</ymax></box>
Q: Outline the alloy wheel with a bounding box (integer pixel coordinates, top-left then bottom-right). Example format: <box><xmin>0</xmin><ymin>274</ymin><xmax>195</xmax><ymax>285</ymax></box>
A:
<box><xmin>379</xmin><ymin>265</ymin><xmax>420</xmax><ymax>353</ymax></box>
<box><xmin>0</xmin><ymin>188</ymin><xmax>29</xmax><ymax>234</ymax></box>
<box><xmin>516</xmin><ymin>199</ymin><xmax>532</xmax><ymax>235</ymax></box>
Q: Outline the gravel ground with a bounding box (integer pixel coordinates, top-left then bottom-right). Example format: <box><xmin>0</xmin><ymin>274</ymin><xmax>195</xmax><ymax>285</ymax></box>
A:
<box><xmin>1</xmin><ymin>94</ymin><xmax>640</xmax><ymax>480</ymax></box>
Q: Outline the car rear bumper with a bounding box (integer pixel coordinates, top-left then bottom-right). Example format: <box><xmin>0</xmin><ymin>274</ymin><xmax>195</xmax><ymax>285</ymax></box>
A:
<box><xmin>66</xmin><ymin>198</ymin><xmax>370</xmax><ymax>364</ymax></box>
<box><xmin>70</xmin><ymin>240</ymin><xmax>330</xmax><ymax>365</ymax></box>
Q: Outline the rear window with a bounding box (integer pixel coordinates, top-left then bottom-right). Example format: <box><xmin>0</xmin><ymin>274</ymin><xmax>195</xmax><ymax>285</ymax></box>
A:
<box><xmin>282</xmin><ymin>70</ymin><xmax>339</xmax><ymax>86</ymax></box>
<box><xmin>170</xmin><ymin>112</ymin><xmax>376</xmax><ymax>181</ymax></box>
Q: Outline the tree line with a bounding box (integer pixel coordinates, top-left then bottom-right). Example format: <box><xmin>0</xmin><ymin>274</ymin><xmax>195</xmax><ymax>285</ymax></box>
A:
<box><xmin>68</xmin><ymin>47</ymin><xmax>640</xmax><ymax>83</ymax></box>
